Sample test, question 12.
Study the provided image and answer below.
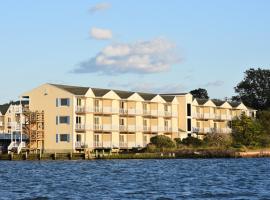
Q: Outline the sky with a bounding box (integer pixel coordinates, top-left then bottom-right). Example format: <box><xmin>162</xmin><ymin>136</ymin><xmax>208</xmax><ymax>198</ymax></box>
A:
<box><xmin>0</xmin><ymin>0</ymin><xmax>270</xmax><ymax>104</ymax></box>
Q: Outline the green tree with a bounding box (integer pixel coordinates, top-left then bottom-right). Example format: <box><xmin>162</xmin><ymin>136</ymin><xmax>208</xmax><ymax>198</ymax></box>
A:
<box><xmin>257</xmin><ymin>110</ymin><xmax>270</xmax><ymax>135</ymax></box>
<box><xmin>181</xmin><ymin>136</ymin><xmax>203</xmax><ymax>147</ymax></box>
<box><xmin>231</xmin><ymin>113</ymin><xmax>263</xmax><ymax>147</ymax></box>
<box><xmin>150</xmin><ymin>135</ymin><xmax>176</xmax><ymax>149</ymax></box>
<box><xmin>234</xmin><ymin>68</ymin><xmax>270</xmax><ymax>110</ymax></box>
<box><xmin>190</xmin><ymin>88</ymin><xmax>209</xmax><ymax>99</ymax></box>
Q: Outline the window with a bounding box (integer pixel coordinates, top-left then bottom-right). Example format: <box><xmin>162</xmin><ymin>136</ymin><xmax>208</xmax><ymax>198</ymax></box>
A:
<box><xmin>120</xmin><ymin>101</ymin><xmax>125</xmax><ymax>109</ymax></box>
<box><xmin>187</xmin><ymin>104</ymin><xmax>191</xmax><ymax>116</ymax></box>
<box><xmin>143</xmin><ymin>119</ymin><xmax>147</xmax><ymax>126</ymax></box>
<box><xmin>56</xmin><ymin>134</ymin><xmax>70</xmax><ymax>142</ymax></box>
<box><xmin>119</xmin><ymin>118</ymin><xmax>125</xmax><ymax>126</ymax></box>
<box><xmin>77</xmin><ymin>98</ymin><xmax>82</xmax><ymax>106</ymax></box>
<box><xmin>164</xmin><ymin>120</ymin><xmax>169</xmax><ymax>127</ymax></box>
<box><xmin>76</xmin><ymin>116</ymin><xmax>81</xmax><ymax>124</ymax></box>
<box><xmin>56</xmin><ymin>98</ymin><xmax>70</xmax><ymax>107</ymax></box>
<box><xmin>94</xmin><ymin>117</ymin><xmax>100</xmax><ymax>125</ymax></box>
<box><xmin>56</xmin><ymin>116</ymin><xmax>70</xmax><ymax>124</ymax></box>
<box><xmin>94</xmin><ymin>100</ymin><xmax>100</xmax><ymax>108</ymax></box>
<box><xmin>94</xmin><ymin>134</ymin><xmax>100</xmax><ymax>142</ymax></box>
<box><xmin>76</xmin><ymin>134</ymin><xmax>81</xmax><ymax>142</ymax></box>
<box><xmin>187</xmin><ymin>119</ymin><xmax>191</xmax><ymax>132</ymax></box>
<box><xmin>143</xmin><ymin>103</ymin><xmax>147</xmax><ymax>111</ymax></box>
<box><xmin>120</xmin><ymin>135</ymin><xmax>125</xmax><ymax>142</ymax></box>
<box><xmin>164</xmin><ymin>104</ymin><xmax>168</xmax><ymax>112</ymax></box>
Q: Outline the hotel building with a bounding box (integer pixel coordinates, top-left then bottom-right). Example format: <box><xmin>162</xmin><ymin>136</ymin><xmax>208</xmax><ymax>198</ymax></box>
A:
<box><xmin>0</xmin><ymin>83</ymin><xmax>256</xmax><ymax>153</ymax></box>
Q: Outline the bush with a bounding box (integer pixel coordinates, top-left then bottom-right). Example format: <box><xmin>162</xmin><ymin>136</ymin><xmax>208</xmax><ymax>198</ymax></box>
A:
<box><xmin>150</xmin><ymin>135</ymin><xmax>176</xmax><ymax>149</ymax></box>
<box><xmin>181</xmin><ymin>136</ymin><xmax>203</xmax><ymax>147</ymax></box>
<box><xmin>204</xmin><ymin>133</ymin><xmax>232</xmax><ymax>148</ymax></box>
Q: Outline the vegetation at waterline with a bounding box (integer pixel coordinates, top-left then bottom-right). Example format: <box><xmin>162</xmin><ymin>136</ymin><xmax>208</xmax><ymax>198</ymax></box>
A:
<box><xmin>146</xmin><ymin>112</ymin><xmax>270</xmax><ymax>152</ymax></box>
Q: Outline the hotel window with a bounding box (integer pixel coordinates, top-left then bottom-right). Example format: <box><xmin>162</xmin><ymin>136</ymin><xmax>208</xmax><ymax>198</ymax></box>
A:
<box><xmin>120</xmin><ymin>135</ymin><xmax>125</xmax><ymax>142</ymax></box>
<box><xmin>94</xmin><ymin>117</ymin><xmax>100</xmax><ymax>125</ymax></box>
<box><xmin>77</xmin><ymin>98</ymin><xmax>82</xmax><ymax>106</ymax></box>
<box><xmin>56</xmin><ymin>98</ymin><xmax>70</xmax><ymax>107</ymax></box>
<box><xmin>56</xmin><ymin>116</ymin><xmax>70</xmax><ymax>124</ymax></box>
<box><xmin>119</xmin><ymin>118</ymin><xmax>125</xmax><ymax>126</ymax></box>
<box><xmin>120</xmin><ymin>101</ymin><xmax>125</xmax><ymax>109</ymax></box>
<box><xmin>187</xmin><ymin>104</ymin><xmax>191</xmax><ymax>116</ymax></box>
<box><xmin>94</xmin><ymin>99</ymin><xmax>100</xmax><ymax>108</ymax></box>
<box><xmin>143</xmin><ymin>103</ymin><xmax>147</xmax><ymax>111</ymax></box>
<box><xmin>56</xmin><ymin>134</ymin><xmax>70</xmax><ymax>143</ymax></box>
<box><xmin>76</xmin><ymin>116</ymin><xmax>81</xmax><ymax>124</ymax></box>
<box><xmin>164</xmin><ymin>120</ymin><xmax>169</xmax><ymax>127</ymax></box>
<box><xmin>94</xmin><ymin>134</ymin><xmax>100</xmax><ymax>142</ymax></box>
<box><xmin>187</xmin><ymin>119</ymin><xmax>191</xmax><ymax>132</ymax></box>
<box><xmin>164</xmin><ymin>104</ymin><xmax>169</xmax><ymax>112</ymax></box>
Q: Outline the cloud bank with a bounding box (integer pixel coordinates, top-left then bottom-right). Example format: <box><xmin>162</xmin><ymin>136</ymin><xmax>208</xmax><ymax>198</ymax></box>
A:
<box><xmin>73</xmin><ymin>38</ymin><xmax>181</xmax><ymax>74</ymax></box>
<box><xmin>89</xmin><ymin>2</ymin><xmax>111</xmax><ymax>14</ymax></box>
<box><xmin>90</xmin><ymin>27</ymin><xmax>112</xmax><ymax>40</ymax></box>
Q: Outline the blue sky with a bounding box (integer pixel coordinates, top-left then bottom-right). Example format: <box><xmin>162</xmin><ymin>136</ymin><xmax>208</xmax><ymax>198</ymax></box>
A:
<box><xmin>0</xmin><ymin>0</ymin><xmax>270</xmax><ymax>104</ymax></box>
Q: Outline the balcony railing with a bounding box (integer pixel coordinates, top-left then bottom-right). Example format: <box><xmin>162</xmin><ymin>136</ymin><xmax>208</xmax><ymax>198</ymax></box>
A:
<box><xmin>0</xmin><ymin>122</ymin><xmax>3</xmax><ymax>126</ymax></box>
<box><xmin>75</xmin><ymin>142</ymin><xmax>88</xmax><ymax>148</ymax></box>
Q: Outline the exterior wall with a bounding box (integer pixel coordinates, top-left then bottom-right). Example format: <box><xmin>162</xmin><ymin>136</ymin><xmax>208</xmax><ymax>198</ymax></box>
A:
<box><xmin>23</xmin><ymin>84</ymin><xmax>74</xmax><ymax>153</ymax></box>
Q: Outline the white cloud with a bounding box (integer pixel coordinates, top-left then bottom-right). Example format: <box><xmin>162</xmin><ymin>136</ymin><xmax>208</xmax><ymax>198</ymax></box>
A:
<box><xmin>90</xmin><ymin>27</ymin><xmax>113</xmax><ymax>40</ymax></box>
<box><xmin>73</xmin><ymin>38</ymin><xmax>182</xmax><ymax>74</ymax></box>
<box><xmin>89</xmin><ymin>2</ymin><xmax>111</xmax><ymax>14</ymax></box>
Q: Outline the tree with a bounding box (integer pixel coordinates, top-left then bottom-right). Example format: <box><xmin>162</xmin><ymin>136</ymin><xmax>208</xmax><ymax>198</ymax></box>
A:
<box><xmin>231</xmin><ymin>113</ymin><xmax>264</xmax><ymax>147</ymax></box>
<box><xmin>234</xmin><ymin>68</ymin><xmax>270</xmax><ymax>110</ymax></box>
<box><xmin>180</xmin><ymin>136</ymin><xmax>203</xmax><ymax>147</ymax></box>
<box><xmin>257</xmin><ymin>110</ymin><xmax>270</xmax><ymax>135</ymax></box>
<box><xmin>190</xmin><ymin>88</ymin><xmax>209</xmax><ymax>99</ymax></box>
<box><xmin>150</xmin><ymin>135</ymin><xmax>176</xmax><ymax>149</ymax></box>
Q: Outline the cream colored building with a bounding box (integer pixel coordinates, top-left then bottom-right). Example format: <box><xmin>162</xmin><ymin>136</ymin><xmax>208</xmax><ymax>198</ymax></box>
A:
<box><xmin>20</xmin><ymin>83</ymin><xmax>256</xmax><ymax>153</ymax></box>
<box><xmin>0</xmin><ymin>101</ymin><xmax>28</xmax><ymax>134</ymax></box>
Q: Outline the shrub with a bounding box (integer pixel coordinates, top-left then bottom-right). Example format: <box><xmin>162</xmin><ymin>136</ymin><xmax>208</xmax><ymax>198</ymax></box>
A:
<box><xmin>204</xmin><ymin>133</ymin><xmax>232</xmax><ymax>148</ymax></box>
<box><xmin>181</xmin><ymin>136</ymin><xmax>203</xmax><ymax>147</ymax></box>
<box><xmin>150</xmin><ymin>135</ymin><xmax>176</xmax><ymax>149</ymax></box>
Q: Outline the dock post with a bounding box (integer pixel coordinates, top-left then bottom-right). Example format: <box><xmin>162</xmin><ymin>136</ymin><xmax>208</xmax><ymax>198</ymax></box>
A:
<box><xmin>54</xmin><ymin>152</ymin><xmax>57</xmax><ymax>160</ymax></box>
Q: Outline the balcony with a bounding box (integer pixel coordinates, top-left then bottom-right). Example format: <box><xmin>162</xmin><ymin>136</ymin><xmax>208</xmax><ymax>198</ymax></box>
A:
<box><xmin>119</xmin><ymin>142</ymin><xmax>136</xmax><ymax>148</ymax></box>
<box><xmin>75</xmin><ymin>124</ymin><xmax>87</xmax><ymax>131</ymax></box>
<box><xmin>151</xmin><ymin>110</ymin><xmax>158</xmax><ymax>117</ymax></box>
<box><xmin>164</xmin><ymin>126</ymin><xmax>172</xmax><ymax>132</ymax></box>
<box><xmin>215</xmin><ymin>115</ymin><xmax>232</xmax><ymax>121</ymax></box>
<box><xmin>143</xmin><ymin>110</ymin><xmax>151</xmax><ymax>116</ymax></box>
<box><xmin>7</xmin><ymin>122</ymin><xmax>20</xmax><ymax>131</ymax></box>
<box><xmin>103</xmin><ymin>106</ymin><xmax>112</xmax><ymax>114</ymax></box>
<box><xmin>164</xmin><ymin>111</ymin><xmax>172</xmax><ymax>117</ymax></box>
<box><xmin>143</xmin><ymin>126</ymin><xmax>151</xmax><ymax>132</ymax></box>
<box><xmin>151</xmin><ymin>126</ymin><xmax>158</xmax><ymax>132</ymax></box>
<box><xmin>75</xmin><ymin>142</ymin><xmax>88</xmax><ymax>149</ymax></box>
<box><xmin>0</xmin><ymin>121</ymin><xmax>3</xmax><ymax>126</ymax></box>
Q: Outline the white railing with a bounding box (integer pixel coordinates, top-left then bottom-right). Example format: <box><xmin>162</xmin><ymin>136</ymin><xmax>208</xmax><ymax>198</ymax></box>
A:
<box><xmin>151</xmin><ymin>126</ymin><xmax>158</xmax><ymax>132</ymax></box>
<box><xmin>8</xmin><ymin>141</ymin><xmax>19</xmax><ymax>153</ymax></box>
<box><xmin>102</xmin><ymin>141</ymin><xmax>112</xmax><ymax>148</ymax></box>
<box><xmin>164</xmin><ymin>126</ymin><xmax>172</xmax><ymax>132</ymax></box>
<box><xmin>103</xmin><ymin>106</ymin><xmax>112</xmax><ymax>113</ymax></box>
<box><xmin>17</xmin><ymin>142</ymin><xmax>26</xmax><ymax>154</ymax></box>
<box><xmin>103</xmin><ymin>124</ymin><xmax>112</xmax><ymax>131</ymax></box>
<box><xmin>128</xmin><ymin>109</ymin><xmax>136</xmax><ymax>115</ymax></box>
<box><xmin>151</xmin><ymin>110</ymin><xmax>158</xmax><ymax>116</ymax></box>
<box><xmin>75</xmin><ymin>141</ymin><xmax>85</xmax><ymax>148</ymax></box>
<box><xmin>119</xmin><ymin>125</ymin><xmax>127</xmax><ymax>131</ymax></box>
<box><xmin>0</xmin><ymin>121</ymin><xmax>3</xmax><ymax>126</ymax></box>
<box><xmin>94</xmin><ymin>142</ymin><xmax>103</xmax><ymax>148</ymax></box>
<box><xmin>164</xmin><ymin>111</ymin><xmax>172</xmax><ymax>117</ymax></box>
<box><xmin>119</xmin><ymin>142</ymin><xmax>128</xmax><ymax>148</ymax></box>
<box><xmin>75</xmin><ymin>124</ymin><xmax>86</xmax><ymax>131</ymax></box>
<box><xmin>119</xmin><ymin>108</ymin><xmax>128</xmax><ymax>115</ymax></box>
<box><xmin>94</xmin><ymin>124</ymin><xmax>103</xmax><ymax>131</ymax></box>
<box><xmin>143</xmin><ymin>110</ymin><xmax>151</xmax><ymax>115</ymax></box>
<box><xmin>94</xmin><ymin>107</ymin><xmax>103</xmax><ymax>113</ymax></box>
<box><xmin>128</xmin><ymin>125</ymin><xmax>136</xmax><ymax>132</ymax></box>
<box><xmin>143</xmin><ymin>126</ymin><xmax>151</xmax><ymax>132</ymax></box>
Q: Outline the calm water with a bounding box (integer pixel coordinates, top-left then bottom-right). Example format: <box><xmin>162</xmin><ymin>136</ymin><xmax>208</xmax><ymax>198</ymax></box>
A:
<box><xmin>0</xmin><ymin>159</ymin><xmax>270</xmax><ymax>200</ymax></box>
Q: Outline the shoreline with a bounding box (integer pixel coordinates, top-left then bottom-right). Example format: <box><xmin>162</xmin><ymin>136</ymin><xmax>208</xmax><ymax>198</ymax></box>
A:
<box><xmin>1</xmin><ymin>149</ymin><xmax>270</xmax><ymax>161</ymax></box>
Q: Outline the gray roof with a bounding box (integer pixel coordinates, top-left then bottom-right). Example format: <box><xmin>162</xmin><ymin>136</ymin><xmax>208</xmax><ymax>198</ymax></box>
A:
<box><xmin>0</xmin><ymin>104</ymin><xmax>10</xmax><ymax>115</ymax></box>
<box><xmin>229</xmin><ymin>102</ymin><xmax>242</xmax><ymax>108</ymax></box>
<box><xmin>160</xmin><ymin>93</ymin><xmax>188</xmax><ymax>96</ymax></box>
<box><xmin>161</xmin><ymin>95</ymin><xmax>175</xmax><ymax>102</ymax></box>
<box><xmin>92</xmin><ymin>88</ymin><xmax>111</xmax><ymax>97</ymax></box>
<box><xmin>137</xmin><ymin>92</ymin><xmax>157</xmax><ymax>101</ymax></box>
<box><xmin>50</xmin><ymin>84</ymin><xmax>89</xmax><ymax>95</ymax></box>
<box><xmin>49</xmin><ymin>83</ymin><xmax>180</xmax><ymax>102</ymax></box>
<box><xmin>114</xmin><ymin>90</ymin><xmax>135</xmax><ymax>99</ymax></box>
<box><xmin>212</xmin><ymin>99</ymin><xmax>226</xmax><ymax>107</ymax></box>
<box><xmin>196</xmin><ymin>98</ymin><xmax>209</xmax><ymax>105</ymax></box>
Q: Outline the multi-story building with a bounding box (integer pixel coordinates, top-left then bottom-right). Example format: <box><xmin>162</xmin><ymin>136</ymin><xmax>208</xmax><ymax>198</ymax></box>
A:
<box><xmin>19</xmin><ymin>83</ymin><xmax>255</xmax><ymax>153</ymax></box>
<box><xmin>0</xmin><ymin>101</ymin><xmax>28</xmax><ymax>134</ymax></box>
